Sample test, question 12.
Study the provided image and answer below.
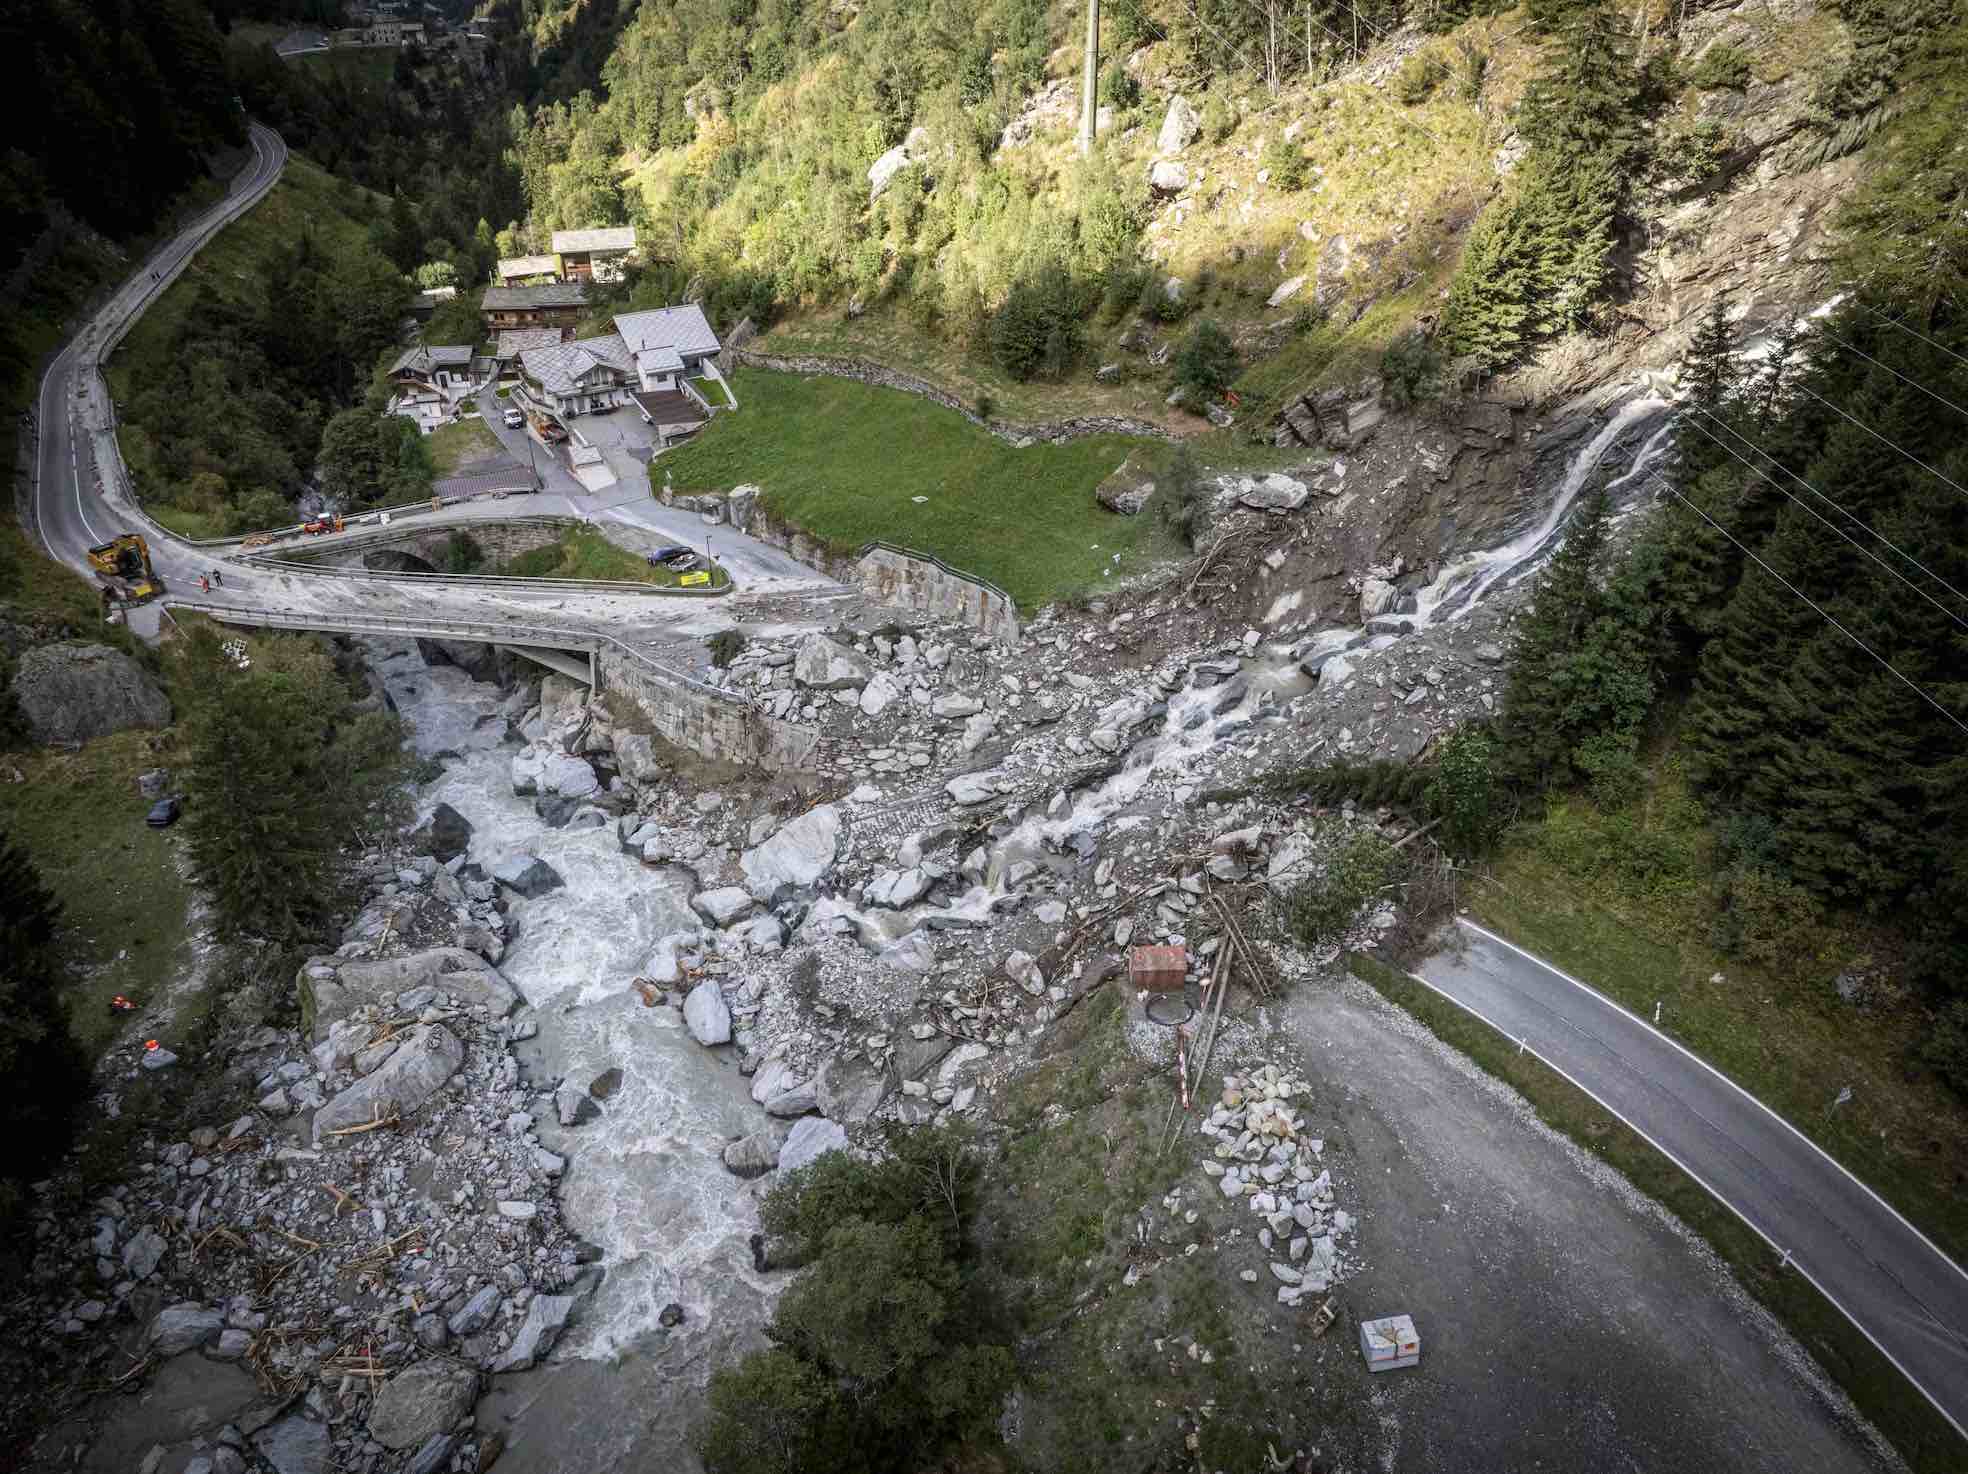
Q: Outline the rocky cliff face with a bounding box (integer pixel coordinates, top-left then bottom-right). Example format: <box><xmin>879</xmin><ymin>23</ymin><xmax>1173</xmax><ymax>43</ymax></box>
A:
<box><xmin>10</xmin><ymin>640</ymin><xmax>170</xmax><ymax>744</ymax></box>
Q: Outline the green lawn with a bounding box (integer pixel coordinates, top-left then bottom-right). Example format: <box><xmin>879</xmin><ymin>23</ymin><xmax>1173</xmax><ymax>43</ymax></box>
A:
<box><xmin>0</xmin><ymin>729</ymin><xmax>192</xmax><ymax>1063</ymax></box>
<box><xmin>658</xmin><ymin>368</ymin><xmax>1181</xmax><ymax>608</ymax></box>
<box><xmin>1467</xmin><ymin>761</ymin><xmax>1968</xmax><ymax>1268</ymax></box>
<box><xmin>1349</xmin><ymin>954</ymin><xmax>1968</xmax><ymax>1474</ymax></box>
<box><xmin>496</xmin><ymin>525</ymin><xmax>726</xmax><ymax>588</ymax></box>
<box><xmin>426</xmin><ymin>418</ymin><xmax>503</xmax><ymax>476</ymax></box>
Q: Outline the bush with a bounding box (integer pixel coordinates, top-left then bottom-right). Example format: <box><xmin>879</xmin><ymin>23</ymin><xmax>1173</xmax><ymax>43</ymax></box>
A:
<box><xmin>1710</xmin><ymin>863</ymin><xmax>1835</xmax><ymax>977</ymax></box>
<box><xmin>1920</xmin><ymin>1000</ymin><xmax>1968</xmax><ymax>1098</ymax></box>
<box><xmin>1456</xmin><ymin>38</ymin><xmax>1491</xmax><ymax>102</ymax></box>
<box><xmin>1379</xmin><ymin>330</ymin><xmax>1447</xmax><ymax>408</ymax></box>
<box><xmin>707</xmin><ymin>629</ymin><xmax>747</xmax><ymax>668</ymax></box>
<box><xmin>1173</xmin><ymin>319</ymin><xmax>1239</xmax><ymax>401</ymax></box>
<box><xmin>1101</xmin><ymin>63</ymin><xmax>1140</xmax><ymax>109</ymax></box>
<box><xmin>1426</xmin><ymin>725</ymin><xmax>1502</xmax><ymax>855</ymax></box>
<box><xmin>1202</xmin><ymin>91</ymin><xmax>1237</xmax><ymax>142</ymax></box>
<box><xmin>1140</xmin><ymin>271</ymin><xmax>1190</xmax><ymax>324</ymax></box>
<box><xmin>1688</xmin><ymin>42</ymin><xmax>1752</xmax><ymax>91</ymax></box>
<box><xmin>1261</xmin><ymin>134</ymin><xmax>1308</xmax><ymax>191</ymax></box>
<box><xmin>1154</xmin><ymin>446</ymin><xmax>1209</xmax><ymax>549</ymax></box>
<box><xmin>1285</xmin><ymin>828</ymin><xmax>1407</xmax><ymax>947</ymax></box>
<box><xmin>1574</xmin><ymin>732</ymin><xmax>1645</xmax><ymax>810</ymax></box>
<box><xmin>444</xmin><ymin>531</ymin><xmax>484</xmax><ymax>574</ymax></box>
<box><xmin>1395</xmin><ymin>51</ymin><xmax>1450</xmax><ymax>105</ymax></box>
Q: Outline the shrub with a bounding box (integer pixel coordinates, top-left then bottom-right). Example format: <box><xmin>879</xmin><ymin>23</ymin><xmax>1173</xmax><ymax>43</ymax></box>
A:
<box><xmin>1426</xmin><ymin>725</ymin><xmax>1502</xmax><ymax>855</ymax></box>
<box><xmin>1395</xmin><ymin>51</ymin><xmax>1449</xmax><ymax>105</ymax></box>
<box><xmin>1101</xmin><ymin>63</ymin><xmax>1140</xmax><ymax>109</ymax></box>
<box><xmin>1710</xmin><ymin>863</ymin><xmax>1835</xmax><ymax>977</ymax></box>
<box><xmin>444</xmin><ymin>530</ymin><xmax>484</xmax><ymax>573</ymax></box>
<box><xmin>1379</xmin><ymin>330</ymin><xmax>1447</xmax><ymax>408</ymax></box>
<box><xmin>1455</xmin><ymin>38</ymin><xmax>1491</xmax><ymax>102</ymax></box>
<box><xmin>1689</xmin><ymin>42</ymin><xmax>1752</xmax><ymax>91</ymax></box>
<box><xmin>1202</xmin><ymin>91</ymin><xmax>1237</xmax><ymax>142</ymax></box>
<box><xmin>1920</xmin><ymin>1001</ymin><xmax>1968</xmax><ymax>1098</ymax></box>
<box><xmin>1154</xmin><ymin>446</ymin><xmax>1209</xmax><ymax>549</ymax></box>
<box><xmin>707</xmin><ymin>629</ymin><xmax>747</xmax><ymax>667</ymax></box>
<box><xmin>1173</xmin><ymin>318</ymin><xmax>1239</xmax><ymax>400</ymax></box>
<box><xmin>974</xmin><ymin>391</ymin><xmax>995</xmax><ymax>420</ymax></box>
<box><xmin>1285</xmin><ymin>828</ymin><xmax>1407</xmax><ymax>947</ymax></box>
<box><xmin>1140</xmin><ymin>272</ymin><xmax>1190</xmax><ymax>324</ymax></box>
<box><xmin>1574</xmin><ymin>732</ymin><xmax>1645</xmax><ymax>810</ymax></box>
<box><xmin>1262</xmin><ymin>134</ymin><xmax>1308</xmax><ymax>191</ymax></box>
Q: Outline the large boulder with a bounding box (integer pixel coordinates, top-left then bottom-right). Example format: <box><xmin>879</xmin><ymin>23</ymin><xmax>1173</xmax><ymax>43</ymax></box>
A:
<box><xmin>815</xmin><ymin>1055</ymin><xmax>890</xmax><ymax>1125</ymax></box>
<box><xmin>792</xmin><ymin>635</ymin><xmax>874</xmax><ymax>691</ymax></box>
<box><xmin>1148</xmin><ymin>159</ymin><xmax>1189</xmax><ymax>195</ymax></box>
<box><xmin>146</xmin><ymin>1302</ymin><xmax>223</xmax><ymax>1356</ymax></box>
<box><xmin>723</xmin><ymin>1128</ymin><xmax>784</xmax><ymax>1178</ymax></box>
<box><xmin>1238</xmin><ymin>474</ymin><xmax>1311</xmax><ymax>512</ymax></box>
<box><xmin>490</xmin><ymin>1293</ymin><xmax>576</xmax><ymax>1373</ymax></box>
<box><xmin>541</xmin><ymin>752</ymin><xmax>599</xmax><ymax>799</ymax></box>
<box><xmin>252</xmin><ymin>1414</ymin><xmax>330</xmax><ymax>1474</ymax></box>
<box><xmin>612</xmin><ymin>732</ymin><xmax>664</xmax><ymax>785</ymax></box>
<box><xmin>1094</xmin><ymin>455</ymin><xmax>1156</xmax><ymax>516</ymax></box>
<box><xmin>739</xmin><ymin>804</ymin><xmax>840</xmax><ymax>900</ymax></box>
<box><xmin>683</xmin><ymin>980</ymin><xmax>733</xmax><ymax>1046</ymax></box>
<box><xmin>777</xmin><ymin>1116</ymin><xmax>850</xmax><ymax>1175</ymax></box>
<box><xmin>367</xmin><ymin>1361</ymin><xmax>478</xmax><ymax>1451</ymax></box>
<box><xmin>1157</xmin><ymin>94</ymin><xmax>1201</xmax><ymax>155</ymax></box>
<box><xmin>12</xmin><ymin>641</ymin><xmax>169</xmax><ymax>743</ymax></box>
<box><xmin>492</xmin><ymin>852</ymin><xmax>564</xmax><ymax>898</ymax></box>
<box><xmin>414</xmin><ymin>803</ymin><xmax>474</xmax><ymax>863</ymax></box>
<box><xmin>313</xmin><ymin>1025</ymin><xmax>463</xmax><ymax>1142</ymax></box>
<box><xmin>1358</xmin><ymin>578</ymin><xmax>1398</xmax><ymax>618</ymax></box>
<box><xmin>300</xmin><ymin>949</ymin><xmax>519</xmax><ymax>1041</ymax></box>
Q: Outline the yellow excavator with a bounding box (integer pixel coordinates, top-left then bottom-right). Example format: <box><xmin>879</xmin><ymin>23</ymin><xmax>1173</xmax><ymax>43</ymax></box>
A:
<box><xmin>88</xmin><ymin>534</ymin><xmax>164</xmax><ymax>607</ymax></box>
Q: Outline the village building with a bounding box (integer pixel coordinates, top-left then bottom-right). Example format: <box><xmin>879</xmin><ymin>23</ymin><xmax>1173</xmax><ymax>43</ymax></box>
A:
<box><xmin>515</xmin><ymin>304</ymin><xmax>721</xmax><ymax>440</ymax></box>
<box><xmin>384</xmin><ymin>344</ymin><xmax>480</xmax><ymax>432</ymax></box>
<box><xmin>551</xmin><ymin>227</ymin><xmax>637</xmax><ymax>283</ymax></box>
<box><xmin>480</xmin><ymin>281</ymin><xmax>589</xmax><ymax>336</ymax></box>
<box><xmin>495</xmin><ymin>254</ymin><xmax>558</xmax><ymax>286</ymax></box>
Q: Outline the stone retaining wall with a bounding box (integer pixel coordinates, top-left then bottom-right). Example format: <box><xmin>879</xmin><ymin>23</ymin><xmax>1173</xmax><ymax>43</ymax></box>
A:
<box><xmin>732</xmin><ymin>350</ymin><xmax>1175</xmax><ymax>445</ymax></box>
<box><xmin>284</xmin><ymin>519</ymin><xmax>569</xmax><ymax>572</ymax></box>
<box><xmin>597</xmin><ymin>647</ymin><xmax>819</xmax><ymax>771</ymax></box>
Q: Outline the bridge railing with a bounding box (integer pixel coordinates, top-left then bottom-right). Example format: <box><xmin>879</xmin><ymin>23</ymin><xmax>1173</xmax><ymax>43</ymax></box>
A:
<box><xmin>170</xmin><ymin>600</ymin><xmax>745</xmax><ymax>706</ymax></box>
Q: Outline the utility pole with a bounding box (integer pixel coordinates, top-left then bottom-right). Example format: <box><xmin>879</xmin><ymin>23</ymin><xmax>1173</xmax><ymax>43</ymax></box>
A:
<box><xmin>1079</xmin><ymin>0</ymin><xmax>1100</xmax><ymax>159</ymax></box>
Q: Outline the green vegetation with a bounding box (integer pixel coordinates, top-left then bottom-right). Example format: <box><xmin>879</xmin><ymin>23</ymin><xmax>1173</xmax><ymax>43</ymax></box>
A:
<box><xmin>1172</xmin><ymin>318</ymin><xmax>1240</xmax><ymax>402</ymax></box>
<box><xmin>1284</xmin><ymin>827</ymin><xmax>1407</xmax><ymax>947</ymax></box>
<box><xmin>1348</xmin><ymin>951</ymin><xmax>1968</xmax><ymax>1474</ymax></box>
<box><xmin>698</xmin><ymin>1127</ymin><xmax>1013</xmax><ymax>1474</ymax></box>
<box><xmin>498</xmin><ymin>525</ymin><xmax>722</xmax><ymax>586</ymax></box>
<box><xmin>111</xmin><ymin>156</ymin><xmax>415</xmax><ymax>526</ymax></box>
<box><xmin>660</xmin><ymin>368</ymin><xmax>1175</xmax><ymax>608</ymax></box>
<box><xmin>1688</xmin><ymin>42</ymin><xmax>1753</xmax><ymax>91</ymax></box>
<box><xmin>425</xmin><ymin>418</ymin><xmax>504</xmax><ymax>477</ymax></box>
<box><xmin>0</xmin><ymin>831</ymin><xmax>90</xmax><ymax>1231</ymax></box>
<box><xmin>171</xmin><ymin>624</ymin><xmax>411</xmax><ymax>942</ymax></box>
<box><xmin>317</xmin><ymin>408</ymin><xmax>435</xmax><ymax>509</ymax></box>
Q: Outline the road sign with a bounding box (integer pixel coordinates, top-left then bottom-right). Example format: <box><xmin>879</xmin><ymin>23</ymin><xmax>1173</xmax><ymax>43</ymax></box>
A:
<box><xmin>678</xmin><ymin>571</ymin><xmax>710</xmax><ymax>587</ymax></box>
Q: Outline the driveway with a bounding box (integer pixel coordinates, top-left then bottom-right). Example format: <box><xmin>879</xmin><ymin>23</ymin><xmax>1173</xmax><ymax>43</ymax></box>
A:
<box><xmin>1413</xmin><ymin>916</ymin><xmax>1968</xmax><ymax>1442</ymax></box>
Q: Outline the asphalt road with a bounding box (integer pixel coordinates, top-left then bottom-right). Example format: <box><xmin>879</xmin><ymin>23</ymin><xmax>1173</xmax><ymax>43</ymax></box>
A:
<box><xmin>1414</xmin><ymin>916</ymin><xmax>1968</xmax><ymax>1441</ymax></box>
<box><xmin>25</xmin><ymin>121</ymin><xmax>838</xmax><ymax>651</ymax></box>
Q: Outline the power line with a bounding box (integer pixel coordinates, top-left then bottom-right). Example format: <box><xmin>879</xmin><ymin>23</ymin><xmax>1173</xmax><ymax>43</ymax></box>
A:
<box><xmin>1790</xmin><ymin>382</ymin><xmax>1968</xmax><ymax>505</ymax></box>
<box><xmin>1679</xmin><ymin>412</ymin><xmax>1968</xmax><ymax>637</ymax></box>
<box><xmin>1645</xmin><ymin>474</ymin><xmax>1968</xmax><ymax>737</ymax></box>
<box><xmin>1848</xmin><ymin>300</ymin><xmax>1968</xmax><ymax>376</ymax></box>
<box><xmin>1813</xmin><ymin>323</ymin><xmax>1968</xmax><ymax>422</ymax></box>
<box><xmin>1286</xmin><ymin>5</ymin><xmax>1448</xmax><ymax>144</ymax></box>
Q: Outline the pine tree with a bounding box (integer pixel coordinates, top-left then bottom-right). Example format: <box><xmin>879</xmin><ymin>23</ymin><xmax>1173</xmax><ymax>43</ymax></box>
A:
<box><xmin>1498</xmin><ymin>488</ymin><xmax>1615</xmax><ymax>785</ymax></box>
<box><xmin>0</xmin><ymin>830</ymin><xmax>88</xmax><ymax>1221</ymax></box>
<box><xmin>1654</xmin><ymin>295</ymin><xmax>1749</xmax><ymax>661</ymax></box>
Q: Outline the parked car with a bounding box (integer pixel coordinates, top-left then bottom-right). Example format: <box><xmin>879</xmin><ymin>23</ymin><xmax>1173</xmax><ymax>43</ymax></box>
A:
<box><xmin>502</xmin><ymin>406</ymin><xmax>524</xmax><ymax>428</ymax></box>
<box><xmin>146</xmin><ymin>796</ymin><xmax>182</xmax><ymax>828</ymax></box>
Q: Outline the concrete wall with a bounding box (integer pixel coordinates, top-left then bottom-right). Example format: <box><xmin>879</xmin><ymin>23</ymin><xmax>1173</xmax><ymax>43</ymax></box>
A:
<box><xmin>855</xmin><ymin>544</ymin><xmax>1020</xmax><ymax>643</ymax></box>
<box><xmin>732</xmin><ymin>351</ymin><xmax>1174</xmax><ymax>446</ymax></box>
<box><xmin>597</xmin><ymin>647</ymin><xmax>818</xmax><ymax>772</ymax></box>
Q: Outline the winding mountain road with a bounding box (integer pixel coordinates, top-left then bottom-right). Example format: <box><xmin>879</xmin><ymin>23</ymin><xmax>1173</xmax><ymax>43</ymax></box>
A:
<box><xmin>1414</xmin><ymin>917</ymin><xmax>1968</xmax><ymax>1443</ymax></box>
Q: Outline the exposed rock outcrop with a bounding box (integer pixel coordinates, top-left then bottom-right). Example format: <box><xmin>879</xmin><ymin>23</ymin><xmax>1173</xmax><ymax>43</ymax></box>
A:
<box><xmin>11</xmin><ymin>641</ymin><xmax>169</xmax><ymax>743</ymax></box>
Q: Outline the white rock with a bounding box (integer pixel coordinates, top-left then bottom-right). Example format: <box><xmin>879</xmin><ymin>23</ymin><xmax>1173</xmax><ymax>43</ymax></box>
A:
<box><xmin>683</xmin><ymin>981</ymin><xmax>733</xmax><ymax>1046</ymax></box>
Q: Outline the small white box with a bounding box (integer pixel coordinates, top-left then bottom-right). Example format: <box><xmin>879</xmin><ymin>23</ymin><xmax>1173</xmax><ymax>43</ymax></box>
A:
<box><xmin>1359</xmin><ymin>1313</ymin><xmax>1420</xmax><ymax>1372</ymax></box>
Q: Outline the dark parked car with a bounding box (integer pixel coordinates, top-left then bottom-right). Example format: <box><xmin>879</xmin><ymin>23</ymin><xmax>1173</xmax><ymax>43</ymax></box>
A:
<box><xmin>646</xmin><ymin>545</ymin><xmax>692</xmax><ymax>566</ymax></box>
<box><xmin>146</xmin><ymin>796</ymin><xmax>182</xmax><ymax>828</ymax></box>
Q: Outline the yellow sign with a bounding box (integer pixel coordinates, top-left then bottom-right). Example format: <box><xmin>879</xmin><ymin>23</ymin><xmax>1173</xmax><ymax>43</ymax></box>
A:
<box><xmin>678</xmin><ymin>571</ymin><xmax>711</xmax><ymax>587</ymax></box>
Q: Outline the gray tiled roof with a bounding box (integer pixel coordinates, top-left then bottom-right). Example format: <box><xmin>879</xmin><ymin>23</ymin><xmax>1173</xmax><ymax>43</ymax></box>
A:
<box><xmin>495</xmin><ymin>327</ymin><xmax>563</xmax><ymax>360</ymax></box>
<box><xmin>482</xmin><ymin>282</ymin><xmax>590</xmax><ymax>310</ymax></box>
<box><xmin>613</xmin><ymin>305</ymin><xmax>719</xmax><ymax>359</ymax></box>
<box><xmin>519</xmin><ymin>333</ymin><xmax>632</xmax><ymax>397</ymax></box>
<box><xmin>390</xmin><ymin>343</ymin><xmax>474</xmax><ymax>375</ymax></box>
<box><xmin>552</xmin><ymin>226</ymin><xmax>637</xmax><ymax>255</ymax></box>
<box><xmin>496</xmin><ymin>254</ymin><xmax>558</xmax><ymax>280</ymax></box>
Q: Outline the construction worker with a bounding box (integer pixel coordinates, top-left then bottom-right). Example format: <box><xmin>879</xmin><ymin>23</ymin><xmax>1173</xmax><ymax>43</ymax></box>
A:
<box><xmin>198</xmin><ymin>575</ymin><xmax>210</xmax><ymax>594</ymax></box>
<box><xmin>107</xmin><ymin>994</ymin><xmax>135</xmax><ymax>1016</ymax></box>
<box><xmin>213</xmin><ymin>568</ymin><xmax>223</xmax><ymax>588</ymax></box>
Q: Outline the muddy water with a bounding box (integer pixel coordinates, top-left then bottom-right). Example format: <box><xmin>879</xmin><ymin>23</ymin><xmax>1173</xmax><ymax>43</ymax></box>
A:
<box><xmin>381</xmin><ymin>645</ymin><xmax>775</xmax><ymax>1474</ymax></box>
